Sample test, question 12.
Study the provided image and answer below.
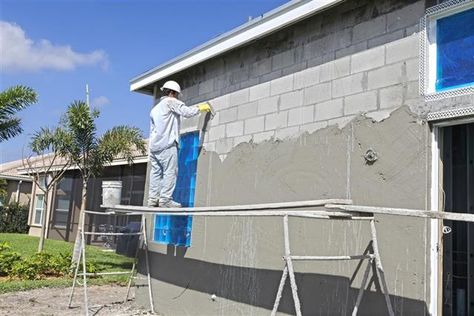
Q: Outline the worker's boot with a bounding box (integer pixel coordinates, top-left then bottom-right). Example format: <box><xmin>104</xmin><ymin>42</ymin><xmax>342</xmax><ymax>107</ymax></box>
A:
<box><xmin>160</xmin><ymin>199</ymin><xmax>182</xmax><ymax>208</ymax></box>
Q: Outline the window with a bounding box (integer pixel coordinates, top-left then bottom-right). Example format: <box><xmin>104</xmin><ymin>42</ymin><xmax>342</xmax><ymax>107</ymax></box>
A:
<box><xmin>53</xmin><ymin>177</ymin><xmax>73</xmax><ymax>227</ymax></box>
<box><xmin>33</xmin><ymin>194</ymin><xmax>45</xmax><ymax>225</ymax></box>
<box><xmin>420</xmin><ymin>0</ymin><xmax>474</xmax><ymax>100</ymax></box>
<box><xmin>154</xmin><ymin>131</ymin><xmax>200</xmax><ymax>247</ymax></box>
<box><xmin>33</xmin><ymin>176</ymin><xmax>46</xmax><ymax>225</ymax></box>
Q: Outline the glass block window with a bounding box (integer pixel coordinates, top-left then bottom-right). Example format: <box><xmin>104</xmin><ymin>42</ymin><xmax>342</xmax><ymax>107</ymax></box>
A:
<box><xmin>420</xmin><ymin>0</ymin><xmax>474</xmax><ymax>100</ymax></box>
<box><xmin>154</xmin><ymin>131</ymin><xmax>200</xmax><ymax>247</ymax></box>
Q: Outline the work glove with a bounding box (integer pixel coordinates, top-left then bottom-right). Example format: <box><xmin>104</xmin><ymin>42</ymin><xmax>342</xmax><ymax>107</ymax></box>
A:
<box><xmin>198</xmin><ymin>102</ymin><xmax>212</xmax><ymax>112</ymax></box>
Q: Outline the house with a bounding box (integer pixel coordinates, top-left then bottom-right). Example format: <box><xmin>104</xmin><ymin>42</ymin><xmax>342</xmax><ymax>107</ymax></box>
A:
<box><xmin>1</xmin><ymin>152</ymin><xmax>148</xmax><ymax>243</ymax></box>
<box><xmin>130</xmin><ymin>0</ymin><xmax>474</xmax><ymax>314</ymax></box>
<box><xmin>0</xmin><ymin>158</ymin><xmax>33</xmax><ymax>206</ymax></box>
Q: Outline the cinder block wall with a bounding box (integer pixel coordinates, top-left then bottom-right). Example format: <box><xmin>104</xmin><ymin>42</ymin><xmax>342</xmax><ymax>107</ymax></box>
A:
<box><xmin>137</xmin><ymin>0</ymin><xmax>471</xmax><ymax>314</ymax></box>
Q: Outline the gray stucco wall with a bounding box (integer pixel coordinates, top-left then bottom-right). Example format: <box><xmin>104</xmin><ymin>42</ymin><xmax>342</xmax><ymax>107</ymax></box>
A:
<box><xmin>136</xmin><ymin>0</ymin><xmax>474</xmax><ymax>314</ymax></box>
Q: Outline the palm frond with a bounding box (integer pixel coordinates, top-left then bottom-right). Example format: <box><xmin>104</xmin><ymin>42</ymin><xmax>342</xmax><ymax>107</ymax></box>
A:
<box><xmin>0</xmin><ymin>85</ymin><xmax>37</xmax><ymax>142</ymax></box>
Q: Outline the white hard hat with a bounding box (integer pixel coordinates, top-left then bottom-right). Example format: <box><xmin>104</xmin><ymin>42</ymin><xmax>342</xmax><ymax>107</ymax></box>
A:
<box><xmin>161</xmin><ymin>80</ymin><xmax>181</xmax><ymax>94</ymax></box>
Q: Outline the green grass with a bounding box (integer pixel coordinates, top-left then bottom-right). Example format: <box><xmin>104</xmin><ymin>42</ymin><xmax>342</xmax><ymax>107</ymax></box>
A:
<box><xmin>0</xmin><ymin>233</ymin><xmax>135</xmax><ymax>294</ymax></box>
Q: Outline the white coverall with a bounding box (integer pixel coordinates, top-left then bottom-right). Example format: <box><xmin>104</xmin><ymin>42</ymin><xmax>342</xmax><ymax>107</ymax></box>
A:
<box><xmin>148</xmin><ymin>96</ymin><xmax>199</xmax><ymax>206</ymax></box>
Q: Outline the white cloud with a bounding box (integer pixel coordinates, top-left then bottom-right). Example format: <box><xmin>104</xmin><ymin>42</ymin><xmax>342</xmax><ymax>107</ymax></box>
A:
<box><xmin>0</xmin><ymin>21</ymin><xmax>109</xmax><ymax>73</ymax></box>
<box><xmin>92</xmin><ymin>96</ymin><xmax>110</xmax><ymax>108</ymax></box>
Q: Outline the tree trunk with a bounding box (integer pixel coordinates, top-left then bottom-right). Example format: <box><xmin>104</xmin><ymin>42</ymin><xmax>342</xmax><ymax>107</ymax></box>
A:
<box><xmin>37</xmin><ymin>194</ymin><xmax>48</xmax><ymax>252</ymax></box>
<box><xmin>71</xmin><ymin>180</ymin><xmax>88</xmax><ymax>264</ymax></box>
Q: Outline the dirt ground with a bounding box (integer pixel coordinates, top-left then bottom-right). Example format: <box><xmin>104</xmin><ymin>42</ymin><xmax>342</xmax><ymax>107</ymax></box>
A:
<box><xmin>0</xmin><ymin>285</ymin><xmax>154</xmax><ymax>316</ymax></box>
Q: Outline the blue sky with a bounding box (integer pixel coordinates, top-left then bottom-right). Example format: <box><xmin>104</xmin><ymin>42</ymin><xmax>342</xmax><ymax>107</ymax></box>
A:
<box><xmin>0</xmin><ymin>0</ymin><xmax>287</xmax><ymax>163</ymax></box>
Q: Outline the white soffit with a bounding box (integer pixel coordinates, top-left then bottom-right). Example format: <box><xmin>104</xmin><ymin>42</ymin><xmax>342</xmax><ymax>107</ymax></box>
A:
<box><xmin>130</xmin><ymin>0</ymin><xmax>344</xmax><ymax>93</ymax></box>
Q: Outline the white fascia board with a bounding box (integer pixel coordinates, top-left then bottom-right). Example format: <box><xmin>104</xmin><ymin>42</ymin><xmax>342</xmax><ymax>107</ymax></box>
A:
<box><xmin>130</xmin><ymin>0</ymin><xmax>343</xmax><ymax>93</ymax></box>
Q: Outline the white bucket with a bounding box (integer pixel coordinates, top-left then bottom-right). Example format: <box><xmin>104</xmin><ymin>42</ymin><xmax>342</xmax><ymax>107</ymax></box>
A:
<box><xmin>102</xmin><ymin>181</ymin><xmax>122</xmax><ymax>207</ymax></box>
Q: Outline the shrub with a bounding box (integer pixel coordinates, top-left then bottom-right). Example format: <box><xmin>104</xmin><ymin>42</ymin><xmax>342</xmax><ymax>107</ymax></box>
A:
<box><xmin>0</xmin><ymin>202</ymin><xmax>29</xmax><ymax>233</ymax></box>
<box><xmin>0</xmin><ymin>251</ymin><xmax>21</xmax><ymax>276</ymax></box>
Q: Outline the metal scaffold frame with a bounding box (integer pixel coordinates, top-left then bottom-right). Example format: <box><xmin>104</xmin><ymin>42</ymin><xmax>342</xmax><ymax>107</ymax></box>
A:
<box><xmin>68</xmin><ymin>210</ymin><xmax>155</xmax><ymax>316</ymax></box>
<box><xmin>105</xmin><ymin>199</ymin><xmax>394</xmax><ymax>315</ymax></box>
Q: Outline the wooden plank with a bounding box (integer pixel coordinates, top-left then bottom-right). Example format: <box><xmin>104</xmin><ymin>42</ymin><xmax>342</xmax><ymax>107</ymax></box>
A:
<box><xmin>326</xmin><ymin>204</ymin><xmax>474</xmax><ymax>223</ymax></box>
<box><xmin>106</xmin><ymin>199</ymin><xmax>353</xmax><ymax>213</ymax></box>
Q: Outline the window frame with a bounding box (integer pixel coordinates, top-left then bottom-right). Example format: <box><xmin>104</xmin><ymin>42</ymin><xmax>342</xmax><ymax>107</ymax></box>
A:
<box><xmin>33</xmin><ymin>193</ymin><xmax>45</xmax><ymax>226</ymax></box>
<box><xmin>420</xmin><ymin>0</ymin><xmax>474</xmax><ymax>101</ymax></box>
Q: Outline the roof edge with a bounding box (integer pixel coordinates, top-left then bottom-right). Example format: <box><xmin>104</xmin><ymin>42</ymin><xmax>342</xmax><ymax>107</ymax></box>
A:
<box><xmin>130</xmin><ymin>0</ymin><xmax>344</xmax><ymax>93</ymax></box>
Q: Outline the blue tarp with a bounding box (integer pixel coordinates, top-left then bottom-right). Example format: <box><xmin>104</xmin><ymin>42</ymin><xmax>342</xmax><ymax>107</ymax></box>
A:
<box><xmin>154</xmin><ymin>131</ymin><xmax>199</xmax><ymax>247</ymax></box>
<box><xmin>436</xmin><ymin>7</ymin><xmax>474</xmax><ymax>91</ymax></box>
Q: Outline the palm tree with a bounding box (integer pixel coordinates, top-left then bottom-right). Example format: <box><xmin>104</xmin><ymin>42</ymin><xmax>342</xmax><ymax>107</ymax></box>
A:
<box><xmin>62</xmin><ymin>101</ymin><xmax>146</xmax><ymax>263</ymax></box>
<box><xmin>28</xmin><ymin>100</ymin><xmax>146</xmax><ymax>262</ymax></box>
<box><xmin>25</xmin><ymin>127</ymin><xmax>72</xmax><ymax>252</ymax></box>
<box><xmin>0</xmin><ymin>86</ymin><xmax>37</xmax><ymax>142</ymax></box>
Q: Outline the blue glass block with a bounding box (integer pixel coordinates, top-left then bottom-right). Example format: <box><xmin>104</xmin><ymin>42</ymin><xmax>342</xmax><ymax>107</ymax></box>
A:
<box><xmin>436</xmin><ymin>7</ymin><xmax>474</xmax><ymax>91</ymax></box>
<box><xmin>155</xmin><ymin>131</ymin><xmax>199</xmax><ymax>247</ymax></box>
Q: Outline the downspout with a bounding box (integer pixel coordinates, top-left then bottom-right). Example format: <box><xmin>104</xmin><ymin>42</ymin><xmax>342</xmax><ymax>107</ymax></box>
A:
<box><xmin>15</xmin><ymin>180</ymin><xmax>22</xmax><ymax>203</ymax></box>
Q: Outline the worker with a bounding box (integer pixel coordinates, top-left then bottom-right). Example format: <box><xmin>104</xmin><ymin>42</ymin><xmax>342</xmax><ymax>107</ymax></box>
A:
<box><xmin>148</xmin><ymin>80</ymin><xmax>211</xmax><ymax>208</ymax></box>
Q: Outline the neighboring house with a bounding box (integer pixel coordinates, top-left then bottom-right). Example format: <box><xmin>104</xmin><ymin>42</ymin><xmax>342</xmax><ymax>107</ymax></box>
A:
<box><xmin>0</xmin><ymin>159</ymin><xmax>33</xmax><ymax>206</ymax></box>
<box><xmin>130</xmin><ymin>0</ymin><xmax>474</xmax><ymax>315</ymax></box>
<box><xmin>1</xmin><ymin>152</ymin><xmax>147</xmax><ymax>243</ymax></box>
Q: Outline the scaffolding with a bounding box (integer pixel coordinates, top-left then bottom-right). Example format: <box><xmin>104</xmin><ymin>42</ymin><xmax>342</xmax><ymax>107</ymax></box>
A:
<box><xmin>107</xmin><ymin>199</ymin><xmax>394</xmax><ymax>315</ymax></box>
<box><xmin>68</xmin><ymin>210</ymin><xmax>154</xmax><ymax>315</ymax></box>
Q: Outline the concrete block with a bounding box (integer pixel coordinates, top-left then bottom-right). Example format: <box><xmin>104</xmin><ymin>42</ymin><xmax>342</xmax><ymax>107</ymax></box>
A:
<box><xmin>288</xmin><ymin>105</ymin><xmax>314</xmax><ymax>126</ymax></box>
<box><xmin>211</xmin><ymin>94</ymin><xmax>230</xmax><ymax>111</ymax></box>
<box><xmin>198</xmin><ymin>79</ymin><xmax>214</xmax><ymax>95</ymax></box>
<box><xmin>250</xmin><ymin>58</ymin><xmax>272</xmax><ymax>78</ymax></box>
<box><xmin>280</xmin><ymin>90</ymin><xmax>304</xmax><ymax>110</ymax></box>
<box><xmin>344</xmin><ymin>91</ymin><xmax>377</xmax><ymax>115</ymax></box>
<box><xmin>328</xmin><ymin>115</ymin><xmax>355</xmax><ymax>129</ymax></box>
<box><xmin>272</xmin><ymin>50</ymin><xmax>295</xmax><ymax>71</ymax></box>
<box><xmin>244</xmin><ymin>116</ymin><xmax>265</xmax><ymax>134</ymax></box>
<box><xmin>304</xmin><ymin>29</ymin><xmax>352</xmax><ymax>59</ymax></box>
<box><xmin>385</xmin><ymin>35</ymin><xmax>419</xmax><ymax>64</ymax></box>
<box><xmin>406</xmin><ymin>80</ymin><xmax>420</xmax><ymax>100</ymax></box>
<box><xmin>270</xmin><ymin>75</ymin><xmax>294</xmax><ymax>96</ymax></box>
<box><xmin>253</xmin><ymin>131</ymin><xmax>274</xmax><ymax>143</ymax></box>
<box><xmin>265</xmin><ymin>111</ymin><xmax>288</xmax><ymax>131</ymax></box>
<box><xmin>387</xmin><ymin>2</ymin><xmax>425</xmax><ymax>32</ymax></box>
<box><xmin>351</xmin><ymin>46</ymin><xmax>385</xmax><ymax>74</ymax></box>
<box><xmin>368</xmin><ymin>30</ymin><xmax>404</xmax><ymax>49</ymax></box>
<box><xmin>260</xmin><ymin>69</ymin><xmax>283</xmax><ymax>83</ymax></box>
<box><xmin>332</xmin><ymin>73</ymin><xmax>365</xmax><ymax>98</ymax></box>
<box><xmin>219</xmin><ymin>108</ymin><xmax>238</xmax><ymax>124</ymax></box>
<box><xmin>320</xmin><ymin>56</ymin><xmax>350</xmax><ymax>82</ymax></box>
<box><xmin>353</xmin><ymin>15</ymin><xmax>387</xmax><ymax>43</ymax></box>
<box><xmin>282</xmin><ymin>61</ymin><xmax>307</xmax><ymax>76</ymax></box>
<box><xmin>315</xmin><ymin>98</ymin><xmax>343</xmax><ymax>121</ymax></box>
<box><xmin>405</xmin><ymin>58</ymin><xmax>419</xmax><ymax>81</ymax></box>
<box><xmin>406</xmin><ymin>25</ymin><xmax>419</xmax><ymax>37</ymax></box>
<box><xmin>336</xmin><ymin>41</ymin><xmax>368</xmax><ymax>59</ymax></box>
<box><xmin>216</xmin><ymin>138</ymin><xmax>233</xmax><ymax>155</ymax></box>
<box><xmin>181</xmin><ymin>115</ymin><xmax>200</xmax><ymax>132</ymax></box>
<box><xmin>208</xmin><ymin>125</ymin><xmax>226</xmax><ymax>142</ymax></box>
<box><xmin>380</xmin><ymin>84</ymin><xmax>404</xmax><ymax>109</ymax></box>
<box><xmin>368</xmin><ymin>63</ymin><xmax>403</xmax><ymax>90</ymax></box>
<box><xmin>275</xmin><ymin>126</ymin><xmax>300</xmax><ymax>140</ymax></box>
<box><xmin>366</xmin><ymin>109</ymin><xmax>394</xmax><ymax>122</ymax></box>
<box><xmin>303</xmin><ymin>82</ymin><xmax>332</xmax><ymax>105</ymax></box>
<box><xmin>226</xmin><ymin>121</ymin><xmax>244</xmax><ymax>137</ymax></box>
<box><xmin>204</xmin><ymin>141</ymin><xmax>215</xmax><ymax>152</ymax></box>
<box><xmin>237</xmin><ymin>101</ymin><xmax>258</xmax><ymax>120</ymax></box>
<box><xmin>294</xmin><ymin>66</ymin><xmax>320</xmax><ymax>90</ymax></box>
<box><xmin>300</xmin><ymin>121</ymin><xmax>328</xmax><ymax>134</ymax></box>
<box><xmin>229</xmin><ymin>88</ymin><xmax>249</xmax><ymax>107</ymax></box>
<box><xmin>234</xmin><ymin>135</ymin><xmax>252</xmax><ymax>146</ymax></box>
<box><xmin>257</xmin><ymin>96</ymin><xmax>279</xmax><ymax>115</ymax></box>
<box><xmin>249</xmin><ymin>82</ymin><xmax>270</xmax><ymax>102</ymax></box>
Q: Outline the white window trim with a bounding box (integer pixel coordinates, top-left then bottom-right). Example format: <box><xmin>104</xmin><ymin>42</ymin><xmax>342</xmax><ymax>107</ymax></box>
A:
<box><xmin>32</xmin><ymin>193</ymin><xmax>45</xmax><ymax>227</ymax></box>
<box><xmin>430</xmin><ymin>116</ymin><xmax>474</xmax><ymax>315</ymax></box>
<box><xmin>420</xmin><ymin>0</ymin><xmax>474</xmax><ymax>101</ymax></box>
